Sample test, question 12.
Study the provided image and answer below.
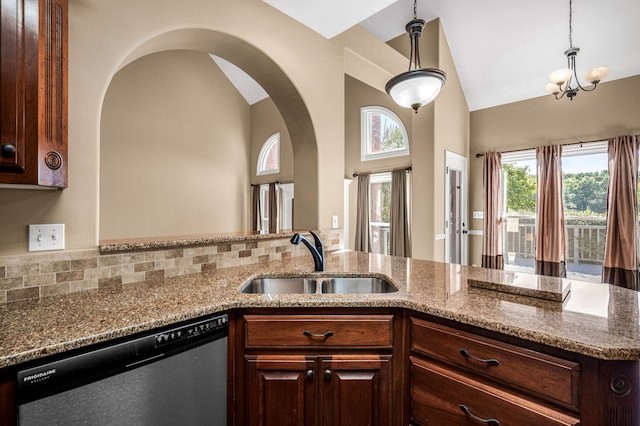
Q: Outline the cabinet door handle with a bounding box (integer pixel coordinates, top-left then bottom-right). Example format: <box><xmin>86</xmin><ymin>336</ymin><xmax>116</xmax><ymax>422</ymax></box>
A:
<box><xmin>459</xmin><ymin>405</ymin><xmax>500</xmax><ymax>425</ymax></box>
<box><xmin>459</xmin><ymin>349</ymin><xmax>500</xmax><ymax>366</ymax></box>
<box><xmin>306</xmin><ymin>369</ymin><xmax>314</xmax><ymax>380</ymax></box>
<box><xmin>324</xmin><ymin>370</ymin><xmax>332</xmax><ymax>380</ymax></box>
<box><xmin>303</xmin><ymin>330</ymin><xmax>334</xmax><ymax>339</ymax></box>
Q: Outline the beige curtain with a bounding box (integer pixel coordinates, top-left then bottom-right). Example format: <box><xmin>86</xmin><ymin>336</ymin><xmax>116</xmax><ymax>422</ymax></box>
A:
<box><xmin>535</xmin><ymin>145</ymin><xmax>566</xmax><ymax>277</ymax></box>
<box><xmin>390</xmin><ymin>169</ymin><xmax>411</xmax><ymax>257</ymax></box>
<box><xmin>268</xmin><ymin>182</ymin><xmax>278</xmax><ymax>234</ymax></box>
<box><xmin>354</xmin><ymin>173</ymin><xmax>371</xmax><ymax>252</ymax></box>
<box><xmin>482</xmin><ymin>152</ymin><xmax>503</xmax><ymax>269</ymax></box>
<box><xmin>251</xmin><ymin>185</ymin><xmax>261</xmax><ymax>232</ymax></box>
<box><xmin>603</xmin><ymin>135</ymin><xmax>640</xmax><ymax>290</ymax></box>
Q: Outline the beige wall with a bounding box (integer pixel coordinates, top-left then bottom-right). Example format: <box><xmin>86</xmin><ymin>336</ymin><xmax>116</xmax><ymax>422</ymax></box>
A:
<box><xmin>430</xmin><ymin>24</ymin><xmax>471</xmax><ymax>262</ymax></box>
<box><xmin>468</xmin><ymin>75</ymin><xmax>640</xmax><ymax>266</ymax></box>
<box><xmin>344</xmin><ymin>19</ymin><xmax>470</xmax><ymax>260</ymax></box>
<box><xmin>250</xmin><ymin>98</ymin><xmax>294</xmax><ymax>185</ymax></box>
<box><xmin>2</xmin><ymin>0</ymin><xmax>396</xmax><ymax>255</ymax></box>
<box><xmin>100</xmin><ymin>50</ymin><xmax>250</xmax><ymax>239</ymax></box>
<box><xmin>344</xmin><ymin>75</ymin><xmax>413</xmax><ymax>249</ymax></box>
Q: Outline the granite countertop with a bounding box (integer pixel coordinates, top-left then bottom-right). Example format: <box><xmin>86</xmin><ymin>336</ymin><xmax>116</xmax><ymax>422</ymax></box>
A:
<box><xmin>1</xmin><ymin>251</ymin><xmax>639</xmax><ymax>369</ymax></box>
<box><xmin>98</xmin><ymin>231</ymin><xmax>298</xmax><ymax>253</ymax></box>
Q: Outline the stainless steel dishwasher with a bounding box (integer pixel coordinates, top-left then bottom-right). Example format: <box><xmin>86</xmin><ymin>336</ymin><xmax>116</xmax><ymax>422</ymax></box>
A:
<box><xmin>16</xmin><ymin>313</ymin><xmax>229</xmax><ymax>426</ymax></box>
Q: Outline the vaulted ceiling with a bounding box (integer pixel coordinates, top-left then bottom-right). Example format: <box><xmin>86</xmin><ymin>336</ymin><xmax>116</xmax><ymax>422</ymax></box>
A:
<box><xmin>263</xmin><ymin>0</ymin><xmax>640</xmax><ymax>111</ymax></box>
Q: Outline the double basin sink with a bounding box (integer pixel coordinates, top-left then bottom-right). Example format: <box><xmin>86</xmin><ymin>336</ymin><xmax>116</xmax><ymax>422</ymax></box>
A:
<box><xmin>241</xmin><ymin>276</ymin><xmax>398</xmax><ymax>294</ymax></box>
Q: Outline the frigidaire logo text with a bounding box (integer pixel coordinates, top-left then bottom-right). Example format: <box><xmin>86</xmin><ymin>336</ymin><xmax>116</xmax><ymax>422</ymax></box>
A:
<box><xmin>24</xmin><ymin>369</ymin><xmax>56</xmax><ymax>383</ymax></box>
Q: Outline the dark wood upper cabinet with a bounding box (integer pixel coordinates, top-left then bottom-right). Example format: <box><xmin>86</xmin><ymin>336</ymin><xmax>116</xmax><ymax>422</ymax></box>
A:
<box><xmin>0</xmin><ymin>0</ymin><xmax>68</xmax><ymax>188</ymax></box>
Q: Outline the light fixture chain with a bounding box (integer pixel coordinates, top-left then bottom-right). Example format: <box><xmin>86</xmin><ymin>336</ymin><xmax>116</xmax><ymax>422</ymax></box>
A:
<box><xmin>413</xmin><ymin>0</ymin><xmax>417</xmax><ymax>19</ymax></box>
<box><xmin>568</xmin><ymin>0</ymin><xmax>573</xmax><ymax>48</ymax></box>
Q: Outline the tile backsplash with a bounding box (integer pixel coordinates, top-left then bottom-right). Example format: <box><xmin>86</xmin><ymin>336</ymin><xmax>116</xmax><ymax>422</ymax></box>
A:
<box><xmin>0</xmin><ymin>230</ymin><xmax>343</xmax><ymax>303</ymax></box>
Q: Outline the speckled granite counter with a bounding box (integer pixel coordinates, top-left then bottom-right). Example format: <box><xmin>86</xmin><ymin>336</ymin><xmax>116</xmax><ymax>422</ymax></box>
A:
<box><xmin>1</xmin><ymin>251</ymin><xmax>639</xmax><ymax>369</ymax></box>
<box><xmin>99</xmin><ymin>231</ymin><xmax>300</xmax><ymax>253</ymax></box>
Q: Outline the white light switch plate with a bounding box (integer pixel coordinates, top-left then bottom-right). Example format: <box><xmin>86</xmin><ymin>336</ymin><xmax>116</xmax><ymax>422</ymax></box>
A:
<box><xmin>332</xmin><ymin>215</ymin><xmax>339</xmax><ymax>229</ymax></box>
<box><xmin>28</xmin><ymin>224</ymin><xmax>65</xmax><ymax>252</ymax></box>
<box><xmin>472</xmin><ymin>211</ymin><xmax>484</xmax><ymax>219</ymax></box>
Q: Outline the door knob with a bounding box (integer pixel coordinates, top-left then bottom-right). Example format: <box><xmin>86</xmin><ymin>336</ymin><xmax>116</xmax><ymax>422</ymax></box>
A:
<box><xmin>1</xmin><ymin>144</ymin><xmax>16</xmax><ymax>157</ymax></box>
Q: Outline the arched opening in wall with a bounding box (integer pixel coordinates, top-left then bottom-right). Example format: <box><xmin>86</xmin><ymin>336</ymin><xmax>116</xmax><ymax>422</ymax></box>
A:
<box><xmin>98</xmin><ymin>29</ymin><xmax>317</xmax><ymax>240</ymax></box>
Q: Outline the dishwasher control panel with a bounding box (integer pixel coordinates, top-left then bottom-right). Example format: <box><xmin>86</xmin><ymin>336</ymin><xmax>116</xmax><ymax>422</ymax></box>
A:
<box><xmin>154</xmin><ymin>313</ymin><xmax>229</xmax><ymax>348</ymax></box>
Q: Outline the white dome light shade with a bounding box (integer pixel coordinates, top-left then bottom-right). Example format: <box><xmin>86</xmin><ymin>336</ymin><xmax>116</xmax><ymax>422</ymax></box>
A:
<box><xmin>584</xmin><ymin>66</ymin><xmax>609</xmax><ymax>84</ymax></box>
<box><xmin>385</xmin><ymin>69</ymin><xmax>446</xmax><ymax>112</ymax></box>
<box><xmin>548</xmin><ymin>68</ymin><xmax>573</xmax><ymax>85</ymax></box>
<box><xmin>545</xmin><ymin>82</ymin><xmax>561</xmax><ymax>95</ymax></box>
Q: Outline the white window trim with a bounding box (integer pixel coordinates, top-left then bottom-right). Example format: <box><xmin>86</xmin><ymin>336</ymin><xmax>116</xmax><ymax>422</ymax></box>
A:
<box><xmin>360</xmin><ymin>106</ymin><xmax>409</xmax><ymax>162</ymax></box>
<box><xmin>257</xmin><ymin>133</ymin><xmax>280</xmax><ymax>176</ymax></box>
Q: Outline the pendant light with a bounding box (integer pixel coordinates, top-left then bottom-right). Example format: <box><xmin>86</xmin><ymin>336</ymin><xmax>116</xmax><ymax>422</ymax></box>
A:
<box><xmin>385</xmin><ymin>0</ymin><xmax>446</xmax><ymax>113</ymax></box>
<box><xmin>545</xmin><ymin>0</ymin><xmax>608</xmax><ymax>100</ymax></box>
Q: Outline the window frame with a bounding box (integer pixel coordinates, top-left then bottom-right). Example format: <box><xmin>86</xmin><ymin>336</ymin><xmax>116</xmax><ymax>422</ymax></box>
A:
<box><xmin>500</xmin><ymin>141</ymin><xmax>609</xmax><ymax>283</ymax></box>
<box><xmin>256</xmin><ymin>133</ymin><xmax>280</xmax><ymax>176</ymax></box>
<box><xmin>360</xmin><ymin>106</ymin><xmax>409</xmax><ymax>161</ymax></box>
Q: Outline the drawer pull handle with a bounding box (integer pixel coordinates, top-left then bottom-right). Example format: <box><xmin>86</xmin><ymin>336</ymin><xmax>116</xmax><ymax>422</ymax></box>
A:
<box><xmin>459</xmin><ymin>349</ymin><xmax>500</xmax><ymax>366</ymax></box>
<box><xmin>303</xmin><ymin>330</ymin><xmax>334</xmax><ymax>339</ymax></box>
<box><xmin>459</xmin><ymin>404</ymin><xmax>500</xmax><ymax>425</ymax></box>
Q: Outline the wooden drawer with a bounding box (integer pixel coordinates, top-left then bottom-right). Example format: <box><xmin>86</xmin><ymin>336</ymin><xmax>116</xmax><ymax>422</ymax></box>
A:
<box><xmin>244</xmin><ymin>315</ymin><xmax>393</xmax><ymax>348</ymax></box>
<box><xmin>410</xmin><ymin>318</ymin><xmax>580</xmax><ymax>410</ymax></box>
<box><xmin>411</xmin><ymin>356</ymin><xmax>580</xmax><ymax>426</ymax></box>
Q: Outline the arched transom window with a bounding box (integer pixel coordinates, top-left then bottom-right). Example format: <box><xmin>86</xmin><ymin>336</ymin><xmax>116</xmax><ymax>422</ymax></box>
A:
<box><xmin>361</xmin><ymin>106</ymin><xmax>409</xmax><ymax>161</ymax></box>
<box><xmin>257</xmin><ymin>133</ymin><xmax>280</xmax><ymax>175</ymax></box>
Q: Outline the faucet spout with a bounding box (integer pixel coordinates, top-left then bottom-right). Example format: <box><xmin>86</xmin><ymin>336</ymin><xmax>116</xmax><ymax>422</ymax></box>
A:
<box><xmin>290</xmin><ymin>231</ymin><xmax>324</xmax><ymax>272</ymax></box>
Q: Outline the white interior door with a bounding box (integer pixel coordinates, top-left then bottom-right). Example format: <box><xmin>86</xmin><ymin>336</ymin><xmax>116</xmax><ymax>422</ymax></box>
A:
<box><xmin>445</xmin><ymin>151</ymin><xmax>468</xmax><ymax>265</ymax></box>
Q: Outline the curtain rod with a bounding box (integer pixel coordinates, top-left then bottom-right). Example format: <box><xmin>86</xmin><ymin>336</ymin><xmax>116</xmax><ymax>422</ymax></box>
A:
<box><xmin>474</xmin><ymin>137</ymin><xmax>608</xmax><ymax>158</ymax></box>
<box><xmin>352</xmin><ymin>166</ymin><xmax>412</xmax><ymax>178</ymax></box>
<box><xmin>250</xmin><ymin>180</ymin><xmax>293</xmax><ymax>186</ymax></box>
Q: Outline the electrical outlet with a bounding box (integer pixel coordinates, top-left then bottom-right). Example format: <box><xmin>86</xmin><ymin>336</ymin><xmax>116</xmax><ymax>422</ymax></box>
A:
<box><xmin>28</xmin><ymin>224</ymin><xmax>65</xmax><ymax>252</ymax></box>
<box><xmin>332</xmin><ymin>215</ymin><xmax>339</xmax><ymax>229</ymax></box>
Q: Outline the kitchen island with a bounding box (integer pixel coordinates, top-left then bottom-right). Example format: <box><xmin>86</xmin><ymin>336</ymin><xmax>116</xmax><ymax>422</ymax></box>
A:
<box><xmin>1</xmin><ymin>250</ymin><xmax>638</xmax><ymax>425</ymax></box>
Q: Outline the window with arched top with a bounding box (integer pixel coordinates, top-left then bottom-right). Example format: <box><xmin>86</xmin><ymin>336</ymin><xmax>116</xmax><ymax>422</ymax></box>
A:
<box><xmin>257</xmin><ymin>133</ymin><xmax>280</xmax><ymax>175</ymax></box>
<box><xmin>360</xmin><ymin>106</ymin><xmax>409</xmax><ymax>161</ymax></box>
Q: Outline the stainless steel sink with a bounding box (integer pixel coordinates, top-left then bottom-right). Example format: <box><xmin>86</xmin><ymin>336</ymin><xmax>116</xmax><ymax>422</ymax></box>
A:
<box><xmin>321</xmin><ymin>277</ymin><xmax>397</xmax><ymax>294</ymax></box>
<box><xmin>241</xmin><ymin>277</ymin><xmax>317</xmax><ymax>294</ymax></box>
<box><xmin>240</xmin><ymin>276</ymin><xmax>398</xmax><ymax>294</ymax></box>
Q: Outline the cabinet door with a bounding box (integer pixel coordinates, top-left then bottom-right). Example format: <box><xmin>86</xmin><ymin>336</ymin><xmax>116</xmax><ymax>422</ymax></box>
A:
<box><xmin>320</xmin><ymin>355</ymin><xmax>392</xmax><ymax>426</ymax></box>
<box><xmin>245</xmin><ymin>355</ymin><xmax>316</xmax><ymax>426</ymax></box>
<box><xmin>0</xmin><ymin>0</ymin><xmax>67</xmax><ymax>187</ymax></box>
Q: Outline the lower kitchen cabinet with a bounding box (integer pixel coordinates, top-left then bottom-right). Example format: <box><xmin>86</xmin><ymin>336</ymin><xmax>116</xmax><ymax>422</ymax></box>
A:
<box><xmin>408</xmin><ymin>315</ymin><xmax>639</xmax><ymax>426</ymax></box>
<box><xmin>320</xmin><ymin>355</ymin><xmax>392</xmax><ymax>425</ymax></box>
<box><xmin>234</xmin><ymin>309</ymin><xmax>403</xmax><ymax>426</ymax></box>
<box><xmin>411</xmin><ymin>356</ymin><xmax>579</xmax><ymax>426</ymax></box>
<box><xmin>245</xmin><ymin>355</ymin><xmax>315</xmax><ymax>425</ymax></box>
<box><xmin>245</xmin><ymin>354</ymin><xmax>392</xmax><ymax>426</ymax></box>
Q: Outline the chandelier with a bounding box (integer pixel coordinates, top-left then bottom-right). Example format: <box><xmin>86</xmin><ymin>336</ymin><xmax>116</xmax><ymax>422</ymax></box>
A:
<box><xmin>385</xmin><ymin>0</ymin><xmax>446</xmax><ymax>113</ymax></box>
<box><xmin>545</xmin><ymin>0</ymin><xmax>608</xmax><ymax>100</ymax></box>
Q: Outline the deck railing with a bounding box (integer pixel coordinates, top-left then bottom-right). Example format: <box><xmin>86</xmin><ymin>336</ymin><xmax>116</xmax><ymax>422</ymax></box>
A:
<box><xmin>503</xmin><ymin>215</ymin><xmax>606</xmax><ymax>264</ymax></box>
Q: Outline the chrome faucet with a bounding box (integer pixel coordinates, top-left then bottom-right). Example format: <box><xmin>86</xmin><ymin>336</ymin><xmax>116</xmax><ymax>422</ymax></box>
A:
<box><xmin>290</xmin><ymin>231</ymin><xmax>324</xmax><ymax>272</ymax></box>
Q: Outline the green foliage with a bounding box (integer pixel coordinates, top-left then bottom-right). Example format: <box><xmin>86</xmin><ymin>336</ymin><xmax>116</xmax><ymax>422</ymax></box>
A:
<box><xmin>381</xmin><ymin>123</ymin><xmax>405</xmax><ymax>151</ymax></box>
<box><xmin>380</xmin><ymin>182</ymin><xmax>392</xmax><ymax>223</ymax></box>
<box><xmin>563</xmin><ymin>170</ymin><xmax>608</xmax><ymax>215</ymax></box>
<box><xmin>503</xmin><ymin>164</ymin><xmax>536</xmax><ymax>214</ymax></box>
<box><xmin>503</xmin><ymin>163</ymin><xmax>613</xmax><ymax>218</ymax></box>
